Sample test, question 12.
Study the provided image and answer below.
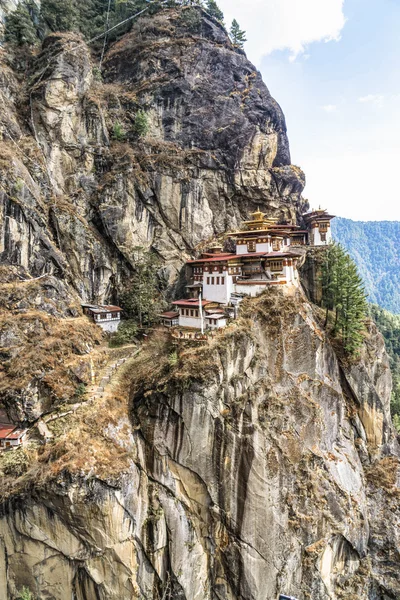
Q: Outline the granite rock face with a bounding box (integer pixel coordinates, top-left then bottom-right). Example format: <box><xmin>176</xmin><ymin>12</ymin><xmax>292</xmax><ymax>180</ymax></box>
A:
<box><xmin>0</xmin><ymin>7</ymin><xmax>399</xmax><ymax>600</ymax></box>
<box><xmin>1</xmin><ymin>8</ymin><xmax>306</xmax><ymax>303</ymax></box>
<box><xmin>0</xmin><ymin>8</ymin><xmax>307</xmax><ymax>420</ymax></box>
<box><xmin>0</xmin><ymin>290</ymin><xmax>399</xmax><ymax>600</ymax></box>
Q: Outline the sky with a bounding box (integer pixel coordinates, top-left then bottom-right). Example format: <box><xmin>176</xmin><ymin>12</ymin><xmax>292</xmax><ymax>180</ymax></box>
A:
<box><xmin>218</xmin><ymin>0</ymin><xmax>400</xmax><ymax>221</ymax></box>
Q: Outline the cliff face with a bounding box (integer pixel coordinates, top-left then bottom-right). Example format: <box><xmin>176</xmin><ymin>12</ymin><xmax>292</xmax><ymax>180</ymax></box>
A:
<box><xmin>0</xmin><ymin>290</ymin><xmax>399</xmax><ymax>600</ymax></box>
<box><xmin>1</xmin><ymin>9</ymin><xmax>306</xmax><ymax>300</ymax></box>
<box><xmin>0</xmin><ymin>7</ymin><xmax>306</xmax><ymax>421</ymax></box>
<box><xmin>0</xmin><ymin>6</ymin><xmax>399</xmax><ymax>600</ymax></box>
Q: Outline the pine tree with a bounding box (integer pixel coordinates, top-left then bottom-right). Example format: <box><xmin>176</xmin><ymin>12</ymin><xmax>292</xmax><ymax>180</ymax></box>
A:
<box><xmin>40</xmin><ymin>0</ymin><xmax>78</xmax><ymax>32</ymax></box>
<box><xmin>321</xmin><ymin>243</ymin><xmax>367</xmax><ymax>355</ymax></box>
<box><xmin>230</xmin><ymin>18</ymin><xmax>246</xmax><ymax>49</ymax></box>
<box><xmin>119</xmin><ymin>248</ymin><xmax>165</xmax><ymax>328</ymax></box>
<box><xmin>5</xmin><ymin>1</ymin><xmax>39</xmax><ymax>46</ymax></box>
<box><xmin>205</xmin><ymin>0</ymin><xmax>224</xmax><ymax>22</ymax></box>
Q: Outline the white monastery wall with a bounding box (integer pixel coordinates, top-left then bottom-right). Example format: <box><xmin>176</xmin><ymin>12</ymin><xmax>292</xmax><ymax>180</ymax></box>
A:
<box><xmin>98</xmin><ymin>320</ymin><xmax>120</xmax><ymax>333</ymax></box>
<box><xmin>179</xmin><ymin>315</ymin><xmax>203</xmax><ymax>329</ymax></box>
<box><xmin>202</xmin><ymin>271</ymin><xmax>231</xmax><ymax>304</ymax></box>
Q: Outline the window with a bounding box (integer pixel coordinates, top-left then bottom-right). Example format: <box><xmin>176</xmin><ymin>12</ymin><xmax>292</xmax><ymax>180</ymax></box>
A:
<box><xmin>211</xmin><ymin>277</ymin><xmax>215</xmax><ymax>285</ymax></box>
<box><xmin>195</xmin><ymin>310</ymin><xmax>199</xmax><ymax>317</ymax></box>
<box><xmin>112</xmin><ymin>313</ymin><xmax>119</xmax><ymax>318</ymax></box>
<box><xmin>207</xmin><ymin>277</ymin><xmax>210</xmax><ymax>285</ymax></box>
<box><xmin>247</xmin><ymin>240</ymin><xmax>256</xmax><ymax>252</ymax></box>
<box><xmin>270</xmin><ymin>260</ymin><xmax>283</xmax><ymax>272</ymax></box>
<box><xmin>221</xmin><ymin>277</ymin><xmax>225</xmax><ymax>285</ymax></box>
<box><xmin>216</xmin><ymin>277</ymin><xmax>220</xmax><ymax>285</ymax></box>
<box><xmin>321</xmin><ymin>233</ymin><xmax>326</xmax><ymax>242</ymax></box>
<box><xmin>100</xmin><ymin>314</ymin><xmax>107</xmax><ymax>320</ymax></box>
<box><xmin>190</xmin><ymin>310</ymin><xmax>194</xmax><ymax>317</ymax></box>
<box><xmin>319</xmin><ymin>223</ymin><xmax>329</xmax><ymax>231</ymax></box>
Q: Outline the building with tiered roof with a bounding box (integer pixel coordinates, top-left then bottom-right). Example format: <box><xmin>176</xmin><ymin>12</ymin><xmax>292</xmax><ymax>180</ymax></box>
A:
<box><xmin>160</xmin><ymin>207</ymin><xmax>335</xmax><ymax>335</ymax></box>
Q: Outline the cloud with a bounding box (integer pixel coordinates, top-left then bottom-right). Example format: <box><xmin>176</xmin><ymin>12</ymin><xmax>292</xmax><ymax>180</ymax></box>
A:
<box><xmin>218</xmin><ymin>0</ymin><xmax>346</xmax><ymax>64</ymax></box>
<box><xmin>303</xmin><ymin>151</ymin><xmax>400</xmax><ymax>220</ymax></box>
<box><xmin>322</xmin><ymin>104</ymin><xmax>338</xmax><ymax>113</ymax></box>
<box><xmin>358</xmin><ymin>94</ymin><xmax>385</xmax><ymax>106</ymax></box>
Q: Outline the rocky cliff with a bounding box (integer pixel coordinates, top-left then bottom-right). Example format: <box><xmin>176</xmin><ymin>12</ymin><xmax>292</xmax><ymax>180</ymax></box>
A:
<box><xmin>1</xmin><ymin>290</ymin><xmax>399</xmax><ymax>600</ymax></box>
<box><xmin>0</xmin><ymin>6</ymin><xmax>399</xmax><ymax>600</ymax></box>
<box><xmin>0</xmin><ymin>7</ymin><xmax>306</xmax><ymax>421</ymax></box>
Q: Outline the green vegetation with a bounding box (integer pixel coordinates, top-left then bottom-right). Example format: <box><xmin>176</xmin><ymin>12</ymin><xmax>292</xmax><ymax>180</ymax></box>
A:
<box><xmin>5</xmin><ymin>1</ymin><xmax>40</xmax><ymax>46</ymax></box>
<box><xmin>369</xmin><ymin>304</ymin><xmax>400</xmax><ymax>431</ymax></box>
<box><xmin>332</xmin><ymin>217</ymin><xmax>400</xmax><ymax>314</ymax></box>
<box><xmin>18</xmin><ymin>587</ymin><xmax>35</xmax><ymax>600</ymax></box>
<box><xmin>4</xmin><ymin>0</ymin><xmax>242</xmax><ymax>54</ymax></box>
<box><xmin>132</xmin><ymin>109</ymin><xmax>149</xmax><ymax>138</ymax></box>
<box><xmin>41</xmin><ymin>0</ymin><xmax>78</xmax><ymax>33</ymax></box>
<box><xmin>229</xmin><ymin>18</ymin><xmax>247</xmax><ymax>49</ymax></box>
<box><xmin>321</xmin><ymin>243</ymin><xmax>368</xmax><ymax>354</ymax></box>
<box><xmin>205</xmin><ymin>0</ymin><xmax>224</xmax><ymax>22</ymax></box>
<box><xmin>119</xmin><ymin>248</ymin><xmax>166</xmax><ymax>328</ymax></box>
<box><xmin>109</xmin><ymin>319</ymin><xmax>138</xmax><ymax>347</ymax></box>
<box><xmin>112</xmin><ymin>121</ymin><xmax>126</xmax><ymax>141</ymax></box>
<box><xmin>179</xmin><ymin>5</ymin><xmax>202</xmax><ymax>31</ymax></box>
<box><xmin>75</xmin><ymin>383</ymin><xmax>87</xmax><ymax>399</ymax></box>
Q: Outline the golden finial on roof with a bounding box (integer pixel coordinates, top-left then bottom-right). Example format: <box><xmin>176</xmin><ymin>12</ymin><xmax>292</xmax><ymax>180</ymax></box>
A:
<box><xmin>250</xmin><ymin>208</ymin><xmax>266</xmax><ymax>222</ymax></box>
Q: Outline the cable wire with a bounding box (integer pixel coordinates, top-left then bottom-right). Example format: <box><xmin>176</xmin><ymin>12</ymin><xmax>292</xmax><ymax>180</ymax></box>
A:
<box><xmin>99</xmin><ymin>0</ymin><xmax>113</xmax><ymax>68</ymax></box>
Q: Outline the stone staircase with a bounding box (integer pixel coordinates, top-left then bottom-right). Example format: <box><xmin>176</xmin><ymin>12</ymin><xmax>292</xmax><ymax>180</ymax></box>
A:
<box><xmin>89</xmin><ymin>348</ymin><xmax>140</xmax><ymax>400</ymax></box>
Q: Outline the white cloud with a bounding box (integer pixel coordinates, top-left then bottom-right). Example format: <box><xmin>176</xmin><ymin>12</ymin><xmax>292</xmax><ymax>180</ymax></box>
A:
<box><xmin>218</xmin><ymin>0</ymin><xmax>346</xmax><ymax>64</ymax></box>
<box><xmin>322</xmin><ymin>104</ymin><xmax>338</xmax><ymax>113</ymax></box>
<box><xmin>358</xmin><ymin>94</ymin><xmax>385</xmax><ymax>106</ymax></box>
<box><xmin>303</xmin><ymin>151</ymin><xmax>400</xmax><ymax>221</ymax></box>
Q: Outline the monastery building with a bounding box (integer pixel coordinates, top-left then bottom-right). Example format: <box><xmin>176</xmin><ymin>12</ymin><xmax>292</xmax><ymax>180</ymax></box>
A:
<box><xmin>163</xmin><ymin>207</ymin><xmax>334</xmax><ymax>337</ymax></box>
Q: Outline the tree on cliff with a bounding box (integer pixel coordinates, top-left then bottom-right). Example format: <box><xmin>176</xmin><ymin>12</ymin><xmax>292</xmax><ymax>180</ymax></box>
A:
<box><xmin>5</xmin><ymin>1</ymin><xmax>40</xmax><ymax>46</ymax></box>
<box><xmin>205</xmin><ymin>0</ymin><xmax>224</xmax><ymax>22</ymax></box>
<box><xmin>321</xmin><ymin>243</ymin><xmax>368</xmax><ymax>354</ymax></box>
<box><xmin>40</xmin><ymin>0</ymin><xmax>78</xmax><ymax>32</ymax></box>
<box><xmin>119</xmin><ymin>248</ymin><xmax>166</xmax><ymax>328</ymax></box>
<box><xmin>230</xmin><ymin>19</ymin><xmax>246</xmax><ymax>49</ymax></box>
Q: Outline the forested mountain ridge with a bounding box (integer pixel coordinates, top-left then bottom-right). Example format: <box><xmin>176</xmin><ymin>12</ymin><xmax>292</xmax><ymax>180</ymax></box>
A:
<box><xmin>332</xmin><ymin>217</ymin><xmax>400</xmax><ymax>314</ymax></box>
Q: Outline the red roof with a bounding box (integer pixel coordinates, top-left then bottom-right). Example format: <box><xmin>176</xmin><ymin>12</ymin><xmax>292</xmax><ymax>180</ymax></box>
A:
<box><xmin>0</xmin><ymin>425</ymin><xmax>27</xmax><ymax>440</ymax></box>
<box><xmin>172</xmin><ymin>299</ymin><xmax>215</xmax><ymax>307</ymax></box>
<box><xmin>201</xmin><ymin>252</ymin><xmax>233</xmax><ymax>258</ymax></box>
<box><xmin>188</xmin><ymin>251</ymin><xmax>300</xmax><ymax>264</ymax></box>
<box><xmin>264</xmin><ymin>252</ymin><xmax>298</xmax><ymax>258</ymax></box>
<box><xmin>187</xmin><ymin>254</ymin><xmax>237</xmax><ymax>264</ymax></box>
<box><xmin>82</xmin><ymin>304</ymin><xmax>122</xmax><ymax>314</ymax></box>
<box><xmin>237</xmin><ymin>252</ymin><xmax>273</xmax><ymax>259</ymax></box>
<box><xmin>159</xmin><ymin>311</ymin><xmax>179</xmax><ymax>319</ymax></box>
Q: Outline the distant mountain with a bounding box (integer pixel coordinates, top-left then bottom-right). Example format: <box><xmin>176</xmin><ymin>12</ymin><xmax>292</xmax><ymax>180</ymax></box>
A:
<box><xmin>332</xmin><ymin>218</ymin><xmax>400</xmax><ymax>314</ymax></box>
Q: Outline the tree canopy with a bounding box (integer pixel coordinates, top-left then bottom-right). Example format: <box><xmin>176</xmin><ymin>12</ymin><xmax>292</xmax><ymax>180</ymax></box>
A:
<box><xmin>5</xmin><ymin>1</ymin><xmax>40</xmax><ymax>46</ymax></box>
<box><xmin>4</xmin><ymin>0</ymin><xmax>232</xmax><ymax>48</ymax></box>
<box><xmin>119</xmin><ymin>248</ymin><xmax>166</xmax><ymax>328</ymax></box>
<box><xmin>229</xmin><ymin>19</ymin><xmax>246</xmax><ymax>49</ymax></box>
<box><xmin>332</xmin><ymin>217</ymin><xmax>400</xmax><ymax>314</ymax></box>
<box><xmin>321</xmin><ymin>243</ymin><xmax>368</xmax><ymax>354</ymax></box>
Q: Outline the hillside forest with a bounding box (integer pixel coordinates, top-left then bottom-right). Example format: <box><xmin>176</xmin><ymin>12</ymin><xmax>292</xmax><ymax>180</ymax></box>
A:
<box><xmin>332</xmin><ymin>217</ymin><xmax>400</xmax><ymax>314</ymax></box>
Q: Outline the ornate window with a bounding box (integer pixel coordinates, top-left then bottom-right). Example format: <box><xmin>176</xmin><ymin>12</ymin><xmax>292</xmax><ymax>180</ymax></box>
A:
<box><xmin>270</xmin><ymin>260</ymin><xmax>283</xmax><ymax>272</ymax></box>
